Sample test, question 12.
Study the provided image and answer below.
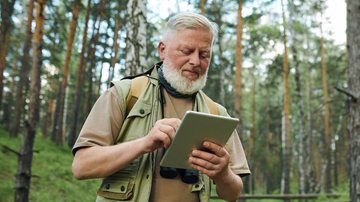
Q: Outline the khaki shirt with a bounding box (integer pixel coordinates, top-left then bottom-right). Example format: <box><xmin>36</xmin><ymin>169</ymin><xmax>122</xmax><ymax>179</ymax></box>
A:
<box><xmin>73</xmin><ymin>83</ymin><xmax>250</xmax><ymax>202</ymax></box>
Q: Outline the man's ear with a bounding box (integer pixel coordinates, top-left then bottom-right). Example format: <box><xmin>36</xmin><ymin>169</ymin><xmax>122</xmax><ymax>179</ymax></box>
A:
<box><xmin>157</xmin><ymin>41</ymin><xmax>165</xmax><ymax>60</ymax></box>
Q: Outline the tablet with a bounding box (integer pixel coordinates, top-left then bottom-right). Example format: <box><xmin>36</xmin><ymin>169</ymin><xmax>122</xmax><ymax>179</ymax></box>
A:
<box><xmin>160</xmin><ymin>111</ymin><xmax>239</xmax><ymax>169</ymax></box>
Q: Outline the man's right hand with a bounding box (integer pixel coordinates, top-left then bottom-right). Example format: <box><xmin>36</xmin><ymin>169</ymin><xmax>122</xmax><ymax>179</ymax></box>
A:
<box><xmin>141</xmin><ymin>118</ymin><xmax>181</xmax><ymax>153</ymax></box>
<box><xmin>72</xmin><ymin>118</ymin><xmax>181</xmax><ymax>179</ymax></box>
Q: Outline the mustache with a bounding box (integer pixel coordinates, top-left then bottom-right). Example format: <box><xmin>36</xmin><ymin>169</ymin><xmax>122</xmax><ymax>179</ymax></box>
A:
<box><xmin>181</xmin><ymin>66</ymin><xmax>201</xmax><ymax>74</ymax></box>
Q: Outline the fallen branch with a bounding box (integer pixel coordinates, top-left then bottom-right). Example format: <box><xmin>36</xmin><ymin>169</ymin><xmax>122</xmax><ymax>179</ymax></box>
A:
<box><xmin>1</xmin><ymin>144</ymin><xmax>20</xmax><ymax>156</ymax></box>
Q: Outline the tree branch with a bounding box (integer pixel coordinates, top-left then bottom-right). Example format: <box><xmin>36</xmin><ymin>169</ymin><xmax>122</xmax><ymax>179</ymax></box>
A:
<box><xmin>334</xmin><ymin>86</ymin><xmax>358</xmax><ymax>102</ymax></box>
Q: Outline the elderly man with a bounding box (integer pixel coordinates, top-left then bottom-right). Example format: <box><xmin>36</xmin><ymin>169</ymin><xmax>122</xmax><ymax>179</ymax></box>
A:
<box><xmin>72</xmin><ymin>12</ymin><xmax>250</xmax><ymax>202</ymax></box>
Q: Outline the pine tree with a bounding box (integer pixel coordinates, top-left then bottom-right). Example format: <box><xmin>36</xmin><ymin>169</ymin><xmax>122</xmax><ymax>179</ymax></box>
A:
<box><xmin>14</xmin><ymin>0</ymin><xmax>45</xmax><ymax>200</ymax></box>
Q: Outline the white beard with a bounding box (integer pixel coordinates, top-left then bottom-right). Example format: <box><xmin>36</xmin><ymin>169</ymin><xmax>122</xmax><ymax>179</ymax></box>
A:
<box><xmin>162</xmin><ymin>61</ymin><xmax>208</xmax><ymax>94</ymax></box>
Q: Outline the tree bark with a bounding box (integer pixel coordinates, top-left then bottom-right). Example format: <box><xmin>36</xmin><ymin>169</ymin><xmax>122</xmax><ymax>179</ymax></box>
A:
<box><xmin>213</xmin><ymin>1</ymin><xmax>225</xmax><ymax>106</ymax></box>
<box><xmin>51</xmin><ymin>82</ymin><xmax>61</xmax><ymax>142</ymax></box>
<box><xmin>3</xmin><ymin>15</ymin><xmax>23</xmax><ymax>129</ymax></box>
<box><xmin>67</xmin><ymin>0</ymin><xmax>92</xmax><ymax>148</ymax></box>
<box><xmin>280</xmin><ymin>0</ymin><xmax>291</xmax><ymax>197</ymax></box>
<box><xmin>52</xmin><ymin>0</ymin><xmax>81</xmax><ymax>145</ymax></box>
<box><xmin>292</xmin><ymin>43</ymin><xmax>306</xmax><ymax>196</ymax></box>
<box><xmin>200</xmin><ymin>0</ymin><xmax>206</xmax><ymax>15</ymax></box>
<box><xmin>250</xmin><ymin>63</ymin><xmax>256</xmax><ymax>194</ymax></box>
<box><xmin>10</xmin><ymin>0</ymin><xmax>34</xmax><ymax>138</ymax></box>
<box><xmin>320</xmin><ymin>22</ymin><xmax>332</xmax><ymax>193</ymax></box>
<box><xmin>304</xmin><ymin>35</ymin><xmax>316</xmax><ymax>194</ymax></box>
<box><xmin>14</xmin><ymin>0</ymin><xmax>45</xmax><ymax>200</ymax></box>
<box><xmin>0</xmin><ymin>0</ymin><xmax>16</xmax><ymax>115</ymax></box>
<box><xmin>235</xmin><ymin>0</ymin><xmax>243</xmax><ymax>137</ymax></box>
<box><xmin>346</xmin><ymin>0</ymin><xmax>360</xmax><ymax>201</ymax></box>
<box><xmin>108</xmin><ymin>0</ymin><xmax>122</xmax><ymax>86</ymax></box>
<box><xmin>125</xmin><ymin>0</ymin><xmax>147</xmax><ymax>76</ymax></box>
<box><xmin>84</xmin><ymin>0</ymin><xmax>105</xmax><ymax>116</ymax></box>
<box><xmin>42</xmin><ymin>98</ymin><xmax>54</xmax><ymax>138</ymax></box>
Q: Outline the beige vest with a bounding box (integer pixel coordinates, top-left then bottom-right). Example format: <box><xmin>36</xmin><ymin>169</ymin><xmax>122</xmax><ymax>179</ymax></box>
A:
<box><xmin>96</xmin><ymin>68</ymin><xmax>228</xmax><ymax>202</ymax></box>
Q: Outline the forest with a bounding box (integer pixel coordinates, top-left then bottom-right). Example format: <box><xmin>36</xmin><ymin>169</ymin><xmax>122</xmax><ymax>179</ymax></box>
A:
<box><xmin>0</xmin><ymin>0</ymin><xmax>359</xmax><ymax>201</ymax></box>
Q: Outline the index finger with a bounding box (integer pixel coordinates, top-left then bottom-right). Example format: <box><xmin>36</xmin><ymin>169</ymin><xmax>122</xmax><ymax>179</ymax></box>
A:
<box><xmin>160</xmin><ymin>118</ymin><xmax>181</xmax><ymax>130</ymax></box>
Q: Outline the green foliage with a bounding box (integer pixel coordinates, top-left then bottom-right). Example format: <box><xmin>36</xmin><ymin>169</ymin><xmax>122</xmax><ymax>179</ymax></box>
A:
<box><xmin>0</xmin><ymin>129</ymin><xmax>99</xmax><ymax>202</ymax></box>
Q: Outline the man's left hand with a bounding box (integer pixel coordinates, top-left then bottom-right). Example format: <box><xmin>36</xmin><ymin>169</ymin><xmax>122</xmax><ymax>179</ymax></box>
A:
<box><xmin>188</xmin><ymin>141</ymin><xmax>231</xmax><ymax>181</ymax></box>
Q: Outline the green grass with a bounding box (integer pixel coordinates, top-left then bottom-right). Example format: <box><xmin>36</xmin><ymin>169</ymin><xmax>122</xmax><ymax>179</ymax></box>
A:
<box><xmin>0</xmin><ymin>128</ymin><xmax>99</xmax><ymax>202</ymax></box>
<box><xmin>0</xmin><ymin>127</ymin><xmax>350</xmax><ymax>202</ymax></box>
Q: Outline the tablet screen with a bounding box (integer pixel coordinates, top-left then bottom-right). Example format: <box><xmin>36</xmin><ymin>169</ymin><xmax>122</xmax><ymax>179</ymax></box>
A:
<box><xmin>160</xmin><ymin>111</ymin><xmax>239</xmax><ymax>169</ymax></box>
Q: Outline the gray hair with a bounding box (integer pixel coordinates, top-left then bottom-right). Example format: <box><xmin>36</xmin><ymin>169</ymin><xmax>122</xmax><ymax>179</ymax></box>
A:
<box><xmin>163</xmin><ymin>12</ymin><xmax>218</xmax><ymax>44</ymax></box>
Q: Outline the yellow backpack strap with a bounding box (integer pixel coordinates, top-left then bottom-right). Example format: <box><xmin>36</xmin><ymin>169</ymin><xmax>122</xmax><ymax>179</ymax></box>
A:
<box><xmin>202</xmin><ymin>93</ymin><xmax>219</xmax><ymax>115</ymax></box>
<box><xmin>125</xmin><ymin>76</ymin><xmax>149</xmax><ymax>115</ymax></box>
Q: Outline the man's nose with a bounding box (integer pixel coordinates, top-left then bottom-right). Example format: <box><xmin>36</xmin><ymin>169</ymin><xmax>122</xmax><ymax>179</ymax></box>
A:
<box><xmin>189</xmin><ymin>51</ymin><xmax>201</xmax><ymax>66</ymax></box>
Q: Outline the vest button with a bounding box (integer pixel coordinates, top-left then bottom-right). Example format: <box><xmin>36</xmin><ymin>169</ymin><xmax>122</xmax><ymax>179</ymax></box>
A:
<box><xmin>139</xmin><ymin>109</ymin><xmax>145</xmax><ymax>114</ymax></box>
<box><xmin>120</xmin><ymin>185</ymin><xmax>126</xmax><ymax>191</ymax></box>
<box><xmin>105</xmin><ymin>184</ymin><xmax>110</xmax><ymax>189</ymax></box>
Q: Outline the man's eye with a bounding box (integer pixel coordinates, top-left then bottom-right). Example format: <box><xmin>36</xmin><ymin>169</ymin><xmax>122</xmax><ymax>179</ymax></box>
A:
<box><xmin>200</xmin><ymin>53</ymin><xmax>210</xmax><ymax>59</ymax></box>
<box><xmin>181</xmin><ymin>49</ymin><xmax>192</xmax><ymax>54</ymax></box>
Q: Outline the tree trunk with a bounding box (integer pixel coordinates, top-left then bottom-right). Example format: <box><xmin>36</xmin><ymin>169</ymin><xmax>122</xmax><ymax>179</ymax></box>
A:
<box><xmin>98</xmin><ymin>37</ymin><xmax>109</xmax><ymax>98</ymax></box>
<box><xmin>10</xmin><ymin>0</ymin><xmax>34</xmax><ymax>138</ymax></box>
<box><xmin>292</xmin><ymin>44</ymin><xmax>306</xmax><ymax>196</ymax></box>
<box><xmin>3</xmin><ymin>15</ymin><xmax>23</xmax><ymax>129</ymax></box>
<box><xmin>67</xmin><ymin>0</ymin><xmax>91</xmax><ymax>148</ymax></box>
<box><xmin>346</xmin><ymin>0</ymin><xmax>360</xmax><ymax>201</ymax></box>
<box><xmin>51</xmin><ymin>81</ymin><xmax>61</xmax><ymax>142</ymax></box>
<box><xmin>0</xmin><ymin>0</ymin><xmax>16</xmax><ymax>115</ymax></box>
<box><xmin>320</xmin><ymin>23</ymin><xmax>332</xmax><ymax>193</ymax></box>
<box><xmin>52</xmin><ymin>0</ymin><xmax>81</xmax><ymax>145</ymax></box>
<box><xmin>42</xmin><ymin>99</ymin><xmax>54</xmax><ymax>138</ymax></box>
<box><xmin>304</xmin><ymin>35</ymin><xmax>316</xmax><ymax>194</ymax></box>
<box><xmin>332</xmin><ymin>105</ymin><xmax>341</xmax><ymax>189</ymax></box>
<box><xmin>235</xmin><ymin>0</ymin><xmax>243</xmax><ymax>137</ymax></box>
<box><xmin>286</xmin><ymin>0</ymin><xmax>307</xmax><ymax>196</ymax></box>
<box><xmin>125</xmin><ymin>0</ymin><xmax>147</xmax><ymax>76</ymax></box>
<box><xmin>108</xmin><ymin>0</ymin><xmax>122</xmax><ymax>86</ymax></box>
<box><xmin>250</xmin><ymin>64</ymin><xmax>256</xmax><ymax>194</ymax></box>
<box><xmin>200</xmin><ymin>0</ymin><xmax>205</xmax><ymax>15</ymax></box>
<box><xmin>14</xmin><ymin>0</ymin><xmax>45</xmax><ymax>200</ymax></box>
<box><xmin>280</xmin><ymin>0</ymin><xmax>291</xmax><ymax>197</ymax></box>
<box><xmin>265</xmin><ymin>94</ymin><xmax>276</xmax><ymax>194</ymax></box>
<box><xmin>213</xmin><ymin>1</ymin><xmax>225</xmax><ymax>106</ymax></box>
<box><xmin>83</xmin><ymin>0</ymin><xmax>105</xmax><ymax>116</ymax></box>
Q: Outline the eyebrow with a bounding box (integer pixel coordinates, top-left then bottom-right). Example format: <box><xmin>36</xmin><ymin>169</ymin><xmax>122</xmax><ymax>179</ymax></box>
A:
<box><xmin>179</xmin><ymin>45</ymin><xmax>211</xmax><ymax>52</ymax></box>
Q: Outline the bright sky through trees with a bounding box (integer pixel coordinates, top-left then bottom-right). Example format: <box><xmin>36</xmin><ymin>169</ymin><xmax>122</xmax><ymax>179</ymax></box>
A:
<box><xmin>147</xmin><ymin>0</ymin><xmax>346</xmax><ymax>44</ymax></box>
<box><xmin>103</xmin><ymin>0</ymin><xmax>346</xmax><ymax>91</ymax></box>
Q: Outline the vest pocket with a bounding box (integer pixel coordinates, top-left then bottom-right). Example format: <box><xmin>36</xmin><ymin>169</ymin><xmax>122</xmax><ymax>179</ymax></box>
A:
<box><xmin>97</xmin><ymin>160</ymin><xmax>139</xmax><ymax>200</ymax></box>
<box><xmin>97</xmin><ymin>179</ymin><xmax>135</xmax><ymax>200</ymax></box>
<box><xmin>127</xmin><ymin>101</ymin><xmax>151</xmax><ymax>118</ymax></box>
